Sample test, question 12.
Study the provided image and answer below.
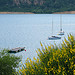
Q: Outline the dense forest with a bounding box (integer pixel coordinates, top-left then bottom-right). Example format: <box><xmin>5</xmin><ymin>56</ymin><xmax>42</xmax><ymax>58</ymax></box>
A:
<box><xmin>0</xmin><ymin>0</ymin><xmax>75</xmax><ymax>13</ymax></box>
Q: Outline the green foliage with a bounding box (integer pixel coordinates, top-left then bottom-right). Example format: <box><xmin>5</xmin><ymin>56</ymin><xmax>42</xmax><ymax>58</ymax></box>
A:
<box><xmin>0</xmin><ymin>49</ymin><xmax>21</xmax><ymax>75</ymax></box>
<box><xmin>0</xmin><ymin>0</ymin><xmax>75</xmax><ymax>13</ymax></box>
<box><xmin>19</xmin><ymin>34</ymin><xmax>75</xmax><ymax>75</ymax></box>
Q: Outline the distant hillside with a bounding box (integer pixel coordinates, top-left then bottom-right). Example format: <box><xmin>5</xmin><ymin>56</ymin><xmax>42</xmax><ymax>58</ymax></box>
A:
<box><xmin>0</xmin><ymin>0</ymin><xmax>75</xmax><ymax>13</ymax></box>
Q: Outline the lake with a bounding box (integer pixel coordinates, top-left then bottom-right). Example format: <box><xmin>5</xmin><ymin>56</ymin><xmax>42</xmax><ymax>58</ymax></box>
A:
<box><xmin>0</xmin><ymin>14</ymin><xmax>75</xmax><ymax>63</ymax></box>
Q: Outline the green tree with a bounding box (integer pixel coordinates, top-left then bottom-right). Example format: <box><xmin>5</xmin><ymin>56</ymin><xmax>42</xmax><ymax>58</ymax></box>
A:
<box><xmin>0</xmin><ymin>0</ymin><xmax>75</xmax><ymax>13</ymax></box>
<box><xmin>0</xmin><ymin>49</ymin><xmax>21</xmax><ymax>75</ymax></box>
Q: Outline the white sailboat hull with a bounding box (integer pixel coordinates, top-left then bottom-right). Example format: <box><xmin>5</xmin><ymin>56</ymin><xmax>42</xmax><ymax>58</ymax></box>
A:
<box><xmin>48</xmin><ymin>36</ymin><xmax>61</xmax><ymax>40</ymax></box>
<box><xmin>58</xmin><ymin>31</ymin><xmax>64</xmax><ymax>35</ymax></box>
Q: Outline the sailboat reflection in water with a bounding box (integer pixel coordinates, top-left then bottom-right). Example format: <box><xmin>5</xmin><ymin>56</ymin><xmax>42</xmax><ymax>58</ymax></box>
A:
<box><xmin>48</xmin><ymin>16</ymin><xmax>61</xmax><ymax>40</ymax></box>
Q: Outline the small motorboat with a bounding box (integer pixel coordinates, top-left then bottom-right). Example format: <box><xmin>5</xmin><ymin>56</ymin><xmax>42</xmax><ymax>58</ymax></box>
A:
<box><xmin>9</xmin><ymin>47</ymin><xmax>25</xmax><ymax>53</ymax></box>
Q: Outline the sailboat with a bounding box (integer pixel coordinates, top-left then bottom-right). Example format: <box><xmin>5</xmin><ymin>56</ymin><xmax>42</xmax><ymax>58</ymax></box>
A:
<box><xmin>58</xmin><ymin>15</ymin><xmax>64</xmax><ymax>35</ymax></box>
<box><xmin>48</xmin><ymin>16</ymin><xmax>61</xmax><ymax>40</ymax></box>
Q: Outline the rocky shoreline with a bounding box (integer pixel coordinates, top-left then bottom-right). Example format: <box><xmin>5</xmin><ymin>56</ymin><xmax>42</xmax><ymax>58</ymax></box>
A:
<box><xmin>0</xmin><ymin>11</ymin><xmax>75</xmax><ymax>14</ymax></box>
<box><xmin>53</xmin><ymin>11</ymin><xmax>75</xmax><ymax>14</ymax></box>
<box><xmin>0</xmin><ymin>12</ymin><xmax>34</xmax><ymax>14</ymax></box>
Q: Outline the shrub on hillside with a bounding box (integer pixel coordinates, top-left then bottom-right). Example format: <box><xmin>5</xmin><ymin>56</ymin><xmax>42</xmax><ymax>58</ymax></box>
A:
<box><xmin>19</xmin><ymin>34</ymin><xmax>75</xmax><ymax>75</ymax></box>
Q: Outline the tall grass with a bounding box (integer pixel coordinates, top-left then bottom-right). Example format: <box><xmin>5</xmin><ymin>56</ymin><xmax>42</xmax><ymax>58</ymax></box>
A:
<box><xmin>19</xmin><ymin>34</ymin><xmax>75</xmax><ymax>75</ymax></box>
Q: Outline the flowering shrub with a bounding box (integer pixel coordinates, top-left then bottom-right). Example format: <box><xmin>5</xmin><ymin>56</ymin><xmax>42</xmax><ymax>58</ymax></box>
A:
<box><xmin>19</xmin><ymin>34</ymin><xmax>75</xmax><ymax>75</ymax></box>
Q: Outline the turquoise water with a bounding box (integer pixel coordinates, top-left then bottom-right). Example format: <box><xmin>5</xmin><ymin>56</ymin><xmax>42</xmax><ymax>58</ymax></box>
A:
<box><xmin>0</xmin><ymin>14</ymin><xmax>75</xmax><ymax>63</ymax></box>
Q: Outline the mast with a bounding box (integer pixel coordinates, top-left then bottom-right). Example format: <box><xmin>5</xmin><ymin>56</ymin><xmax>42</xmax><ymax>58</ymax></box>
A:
<box><xmin>52</xmin><ymin>16</ymin><xmax>53</xmax><ymax>35</ymax></box>
<box><xmin>60</xmin><ymin>15</ymin><xmax>62</xmax><ymax>31</ymax></box>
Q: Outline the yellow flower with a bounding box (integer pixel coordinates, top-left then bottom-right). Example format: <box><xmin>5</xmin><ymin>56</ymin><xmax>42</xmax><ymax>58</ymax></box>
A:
<box><xmin>36</xmin><ymin>50</ymin><xmax>38</xmax><ymax>54</ymax></box>
<box><xmin>48</xmin><ymin>46</ymin><xmax>51</xmax><ymax>50</ymax></box>
<box><xmin>19</xmin><ymin>69</ymin><xmax>21</xmax><ymax>73</ymax></box>
<box><xmin>69</xmin><ymin>58</ymin><xmax>71</xmax><ymax>61</ymax></box>
<box><xmin>27</xmin><ymin>58</ymin><xmax>29</xmax><ymax>60</ymax></box>
<box><xmin>33</xmin><ymin>57</ymin><xmax>36</xmax><ymax>60</ymax></box>
<box><xmin>57</xmin><ymin>59</ymin><xmax>59</xmax><ymax>62</ymax></box>
<box><xmin>21</xmin><ymin>69</ymin><xmax>26</xmax><ymax>75</ymax></box>
<box><xmin>71</xmin><ymin>62</ymin><xmax>74</xmax><ymax>65</ymax></box>
<box><xmin>48</xmin><ymin>69</ymin><xmax>51</xmax><ymax>73</ymax></box>
<box><xmin>74</xmin><ymin>64</ymin><xmax>75</xmax><ymax>67</ymax></box>
<box><xmin>45</xmin><ymin>46</ymin><xmax>47</xmax><ymax>50</ymax></box>
<box><xmin>59</xmin><ymin>66</ymin><xmax>61</xmax><ymax>70</ymax></box>
<box><xmin>62</xmin><ymin>71</ymin><xmax>65</xmax><ymax>75</ymax></box>
<box><xmin>71</xmin><ymin>49</ymin><xmax>75</xmax><ymax>53</ymax></box>
<box><xmin>40</xmin><ymin>42</ymin><xmax>43</xmax><ymax>47</ymax></box>
<box><xmin>65</xmin><ymin>60</ymin><xmax>68</xmax><ymax>63</ymax></box>
<box><xmin>45</xmin><ymin>73</ymin><xmax>47</xmax><ymax>75</ymax></box>
<box><xmin>45</xmin><ymin>67</ymin><xmax>47</xmax><ymax>72</ymax></box>
<box><xmin>47</xmin><ymin>61</ymin><xmax>50</xmax><ymax>66</ymax></box>
<box><xmin>38</xmin><ymin>48</ymin><xmax>41</xmax><ymax>52</ymax></box>
<box><xmin>53</xmin><ymin>71</ymin><xmax>55</xmax><ymax>74</ymax></box>
<box><xmin>21</xmin><ymin>61</ymin><xmax>22</xmax><ymax>64</ymax></box>
<box><xmin>64</xmin><ymin>53</ymin><xmax>67</xmax><ymax>57</ymax></box>
<box><xmin>51</xmin><ymin>68</ymin><xmax>53</xmax><ymax>71</ymax></box>
<box><xmin>32</xmin><ymin>69</ymin><xmax>34</xmax><ymax>72</ymax></box>
<box><xmin>73</xmin><ymin>70</ymin><xmax>75</xmax><ymax>75</ymax></box>
<box><xmin>58</xmin><ymin>69</ymin><xmax>61</xmax><ymax>73</ymax></box>
<box><xmin>63</xmin><ymin>67</ymin><xmax>65</xmax><ymax>70</ymax></box>
<box><xmin>42</xmin><ymin>49</ymin><xmax>45</xmax><ymax>53</ymax></box>
<box><xmin>68</xmin><ymin>70</ymin><xmax>69</xmax><ymax>73</ymax></box>
<box><xmin>73</xmin><ymin>45</ymin><xmax>75</xmax><ymax>48</ymax></box>
<box><xmin>36</xmin><ymin>58</ymin><xmax>39</xmax><ymax>63</ymax></box>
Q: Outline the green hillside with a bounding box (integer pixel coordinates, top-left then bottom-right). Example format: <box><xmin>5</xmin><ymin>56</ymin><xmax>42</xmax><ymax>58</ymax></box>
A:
<box><xmin>0</xmin><ymin>0</ymin><xmax>75</xmax><ymax>13</ymax></box>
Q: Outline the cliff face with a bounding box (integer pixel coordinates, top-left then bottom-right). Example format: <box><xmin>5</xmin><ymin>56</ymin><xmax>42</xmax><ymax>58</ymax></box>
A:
<box><xmin>13</xmin><ymin>0</ymin><xmax>44</xmax><ymax>5</ymax></box>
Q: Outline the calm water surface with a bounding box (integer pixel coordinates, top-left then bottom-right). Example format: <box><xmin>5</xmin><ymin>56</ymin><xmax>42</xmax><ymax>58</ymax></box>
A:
<box><xmin>0</xmin><ymin>14</ymin><xmax>75</xmax><ymax>63</ymax></box>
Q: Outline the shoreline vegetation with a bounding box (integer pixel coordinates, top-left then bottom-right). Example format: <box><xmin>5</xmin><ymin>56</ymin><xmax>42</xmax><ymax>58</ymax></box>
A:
<box><xmin>0</xmin><ymin>11</ymin><xmax>75</xmax><ymax>14</ymax></box>
<box><xmin>0</xmin><ymin>0</ymin><xmax>75</xmax><ymax>15</ymax></box>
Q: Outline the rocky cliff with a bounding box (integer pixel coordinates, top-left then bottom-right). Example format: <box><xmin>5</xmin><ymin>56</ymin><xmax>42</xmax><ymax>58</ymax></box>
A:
<box><xmin>13</xmin><ymin>0</ymin><xmax>44</xmax><ymax>5</ymax></box>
